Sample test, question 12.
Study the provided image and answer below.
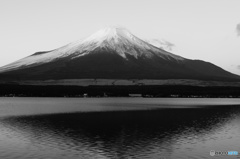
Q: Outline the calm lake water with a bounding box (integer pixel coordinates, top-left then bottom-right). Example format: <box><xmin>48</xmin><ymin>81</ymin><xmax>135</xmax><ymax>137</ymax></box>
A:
<box><xmin>0</xmin><ymin>97</ymin><xmax>240</xmax><ymax>159</ymax></box>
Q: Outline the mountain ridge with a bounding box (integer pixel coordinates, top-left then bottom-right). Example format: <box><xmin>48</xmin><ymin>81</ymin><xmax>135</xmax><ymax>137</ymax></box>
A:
<box><xmin>0</xmin><ymin>27</ymin><xmax>239</xmax><ymax>82</ymax></box>
<box><xmin>0</xmin><ymin>27</ymin><xmax>185</xmax><ymax>73</ymax></box>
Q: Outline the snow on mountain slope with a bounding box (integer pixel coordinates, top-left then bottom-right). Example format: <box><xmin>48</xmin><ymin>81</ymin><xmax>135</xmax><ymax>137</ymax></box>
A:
<box><xmin>0</xmin><ymin>27</ymin><xmax>185</xmax><ymax>73</ymax></box>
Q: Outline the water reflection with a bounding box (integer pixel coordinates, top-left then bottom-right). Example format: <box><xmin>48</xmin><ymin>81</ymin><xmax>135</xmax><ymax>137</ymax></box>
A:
<box><xmin>0</xmin><ymin>105</ymin><xmax>240</xmax><ymax>159</ymax></box>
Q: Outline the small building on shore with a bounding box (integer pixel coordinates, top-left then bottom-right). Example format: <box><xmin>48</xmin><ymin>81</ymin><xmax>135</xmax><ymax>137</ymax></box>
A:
<box><xmin>129</xmin><ymin>94</ymin><xmax>142</xmax><ymax>97</ymax></box>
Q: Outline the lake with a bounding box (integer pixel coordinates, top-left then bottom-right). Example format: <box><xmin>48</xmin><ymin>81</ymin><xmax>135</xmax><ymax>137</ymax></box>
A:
<box><xmin>0</xmin><ymin>97</ymin><xmax>240</xmax><ymax>159</ymax></box>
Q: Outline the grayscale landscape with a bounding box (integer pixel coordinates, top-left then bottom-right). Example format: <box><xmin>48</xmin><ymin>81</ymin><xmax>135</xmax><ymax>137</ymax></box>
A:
<box><xmin>0</xmin><ymin>0</ymin><xmax>240</xmax><ymax>159</ymax></box>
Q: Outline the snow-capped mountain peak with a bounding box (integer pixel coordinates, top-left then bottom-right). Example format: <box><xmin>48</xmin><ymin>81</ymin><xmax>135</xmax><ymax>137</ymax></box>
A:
<box><xmin>0</xmin><ymin>27</ymin><xmax>185</xmax><ymax>73</ymax></box>
<box><xmin>1</xmin><ymin>27</ymin><xmax>240</xmax><ymax>82</ymax></box>
<box><xmin>77</xmin><ymin>26</ymin><xmax>184</xmax><ymax>60</ymax></box>
<box><xmin>82</xmin><ymin>27</ymin><xmax>131</xmax><ymax>43</ymax></box>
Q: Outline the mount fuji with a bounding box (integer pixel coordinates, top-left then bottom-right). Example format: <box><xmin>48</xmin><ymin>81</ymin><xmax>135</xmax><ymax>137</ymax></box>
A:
<box><xmin>0</xmin><ymin>27</ymin><xmax>239</xmax><ymax>84</ymax></box>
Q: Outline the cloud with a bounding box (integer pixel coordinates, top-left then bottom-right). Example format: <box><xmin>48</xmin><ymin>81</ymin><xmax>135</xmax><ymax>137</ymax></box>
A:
<box><xmin>163</xmin><ymin>40</ymin><xmax>175</xmax><ymax>51</ymax></box>
<box><xmin>145</xmin><ymin>39</ymin><xmax>176</xmax><ymax>51</ymax></box>
<box><xmin>237</xmin><ymin>65</ymin><xmax>240</xmax><ymax>69</ymax></box>
<box><xmin>236</xmin><ymin>23</ymin><xmax>240</xmax><ymax>36</ymax></box>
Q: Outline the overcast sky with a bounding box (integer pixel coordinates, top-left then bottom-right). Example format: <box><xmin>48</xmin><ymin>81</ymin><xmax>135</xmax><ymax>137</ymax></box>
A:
<box><xmin>0</xmin><ymin>0</ymin><xmax>240</xmax><ymax>75</ymax></box>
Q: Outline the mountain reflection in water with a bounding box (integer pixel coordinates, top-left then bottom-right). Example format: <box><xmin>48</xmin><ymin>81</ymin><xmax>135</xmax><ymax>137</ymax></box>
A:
<box><xmin>0</xmin><ymin>104</ymin><xmax>240</xmax><ymax>159</ymax></box>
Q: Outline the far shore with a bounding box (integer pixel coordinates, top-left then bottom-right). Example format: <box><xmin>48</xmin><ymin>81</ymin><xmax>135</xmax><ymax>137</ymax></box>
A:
<box><xmin>1</xmin><ymin>78</ymin><xmax>240</xmax><ymax>87</ymax></box>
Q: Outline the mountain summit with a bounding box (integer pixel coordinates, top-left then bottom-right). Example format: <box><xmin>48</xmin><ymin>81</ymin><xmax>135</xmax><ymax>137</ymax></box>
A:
<box><xmin>0</xmin><ymin>27</ymin><xmax>239</xmax><ymax>82</ymax></box>
<box><xmin>0</xmin><ymin>27</ymin><xmax>184</xmax><ymax>73</ymax></box>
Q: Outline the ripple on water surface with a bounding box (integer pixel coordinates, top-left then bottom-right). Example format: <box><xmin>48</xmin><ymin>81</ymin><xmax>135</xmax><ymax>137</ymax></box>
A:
<box><xmin>0</xmin><ymin>98</ymin><xmax>240</xmax><ymax>159</ymax></box>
